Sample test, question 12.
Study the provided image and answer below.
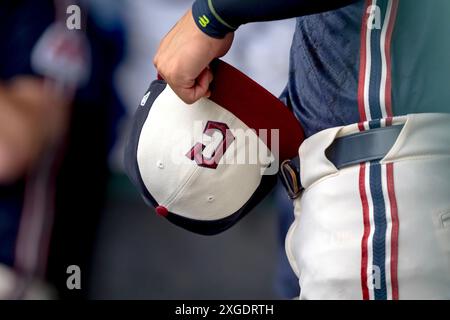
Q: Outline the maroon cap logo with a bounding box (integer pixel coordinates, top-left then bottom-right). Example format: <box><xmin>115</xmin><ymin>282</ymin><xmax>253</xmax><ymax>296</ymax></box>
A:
<box><xmin>186</xmin><ymin>121</ymin><xmax>235</xmax><ymax>169</ymax></box>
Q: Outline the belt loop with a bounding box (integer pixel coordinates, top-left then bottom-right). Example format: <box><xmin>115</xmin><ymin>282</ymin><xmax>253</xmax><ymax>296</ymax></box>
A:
<box><xmin>279</xmin><ymin>158</ymin><xmax>303</xmax><ymax>200</ymax></box>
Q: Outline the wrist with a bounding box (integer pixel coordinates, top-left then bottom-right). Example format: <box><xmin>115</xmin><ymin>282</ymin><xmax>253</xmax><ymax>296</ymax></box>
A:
<box><xmin>191</xmin><ymin>0</ymin><xmax>236</xmax><ymax>39</ymax></box>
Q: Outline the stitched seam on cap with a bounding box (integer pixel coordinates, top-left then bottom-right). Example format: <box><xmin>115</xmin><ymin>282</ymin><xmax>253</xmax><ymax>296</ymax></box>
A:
<box><xmin>163</xmin><ymin>166</ymin><xmax>201</xmax><ymax>208</ymax></box>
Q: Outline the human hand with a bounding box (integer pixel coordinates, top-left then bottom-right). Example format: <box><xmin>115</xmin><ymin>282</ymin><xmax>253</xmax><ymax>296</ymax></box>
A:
<box><xmin>153</xmin><ymin>9</ymin><xmax>234</xmax><ymax>104</ymax></box>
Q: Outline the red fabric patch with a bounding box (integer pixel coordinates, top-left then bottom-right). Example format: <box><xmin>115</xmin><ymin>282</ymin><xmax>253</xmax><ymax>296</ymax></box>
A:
<box><xmin>359</xmin><ymin>162</ymin><xmax>371</xmax><ymax>300</ymax></box>
<box><xmin>209</xmin><ymin>60</ymin><xmax>304</xmax><ymax>162</ymax></box>
<box><xmin>384</xmin><ymin>0</ymin><xmax>399</xmax><ymax>118</ymax></box>
<box><xmin>357</xmin><ymin>0</ymin><xmax>372</xmax><ymax>122</ymax></box>
<box><xmin>387</xmin><ymin>162</ymin><xmax>400</xmax><ymax>300</ymax></box>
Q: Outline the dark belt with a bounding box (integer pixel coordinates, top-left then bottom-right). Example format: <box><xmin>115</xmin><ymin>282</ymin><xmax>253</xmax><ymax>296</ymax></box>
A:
<box><xmin>280</xmin><ymin>124</ymin><xmax>404</xmax><ymax>199</ymax></box>
<box><xmin>326</xmin><ymin>124</ymin><xmax>404</xmax><ymax>169</ymax></box>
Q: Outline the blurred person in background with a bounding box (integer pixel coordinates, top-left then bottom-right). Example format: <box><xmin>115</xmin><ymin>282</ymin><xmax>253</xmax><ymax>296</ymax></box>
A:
<box><xmin>0</xmin><ymin>0</ymin><xmax>296</xmax><ymax>300</ymax></box>
<box><xmin>0</xmin><ymin>0</ymin><xmax>125</xmax><ymax>299</ymax></box>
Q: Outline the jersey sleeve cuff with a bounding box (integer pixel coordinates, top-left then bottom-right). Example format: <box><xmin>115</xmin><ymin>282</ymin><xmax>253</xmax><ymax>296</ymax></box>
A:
<box><xmin>192</xmin><ymin>0</ymin><xmax>237</xmax><ymax>39</ymax></box>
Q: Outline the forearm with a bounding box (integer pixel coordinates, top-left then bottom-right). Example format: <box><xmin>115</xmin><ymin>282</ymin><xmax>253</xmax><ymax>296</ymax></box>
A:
<box><xmin>192</xmin><ymin>0</ymin><xmax>359</xmax><ymax>38</ymax></box>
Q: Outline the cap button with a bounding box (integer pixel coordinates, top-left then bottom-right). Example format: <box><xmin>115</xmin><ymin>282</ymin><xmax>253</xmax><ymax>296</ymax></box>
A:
<box><xmin>155</xmin><ymin>206</ymin><xmax>168</xmax><ymax>217</ymax></box>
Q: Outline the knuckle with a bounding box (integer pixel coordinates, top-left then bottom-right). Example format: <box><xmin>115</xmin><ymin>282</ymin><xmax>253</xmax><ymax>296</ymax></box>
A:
<box><xmin>183</xmin><ymin>96</ymin><xmax>195</xmax><ymax>104</ymax></box>
<box><xmin>182</xmin><ymin>94</ymin><xmax>195</xmax><ymax>105</ymax></box>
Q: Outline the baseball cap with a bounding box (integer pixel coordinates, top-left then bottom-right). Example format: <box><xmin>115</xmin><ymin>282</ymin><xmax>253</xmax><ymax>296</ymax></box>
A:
<box><xmin>125</xmin><ymin>59</ymin><xmax>304</xmax><ymax>235</ymax></box>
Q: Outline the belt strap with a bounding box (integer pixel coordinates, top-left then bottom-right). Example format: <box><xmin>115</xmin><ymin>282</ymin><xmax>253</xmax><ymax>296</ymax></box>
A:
<box><xmin>279</xmin><ymin>125</ymin><xmax>404</xmax><ymax>199</ymax></box>
<box><xmin>326</xmin><ymin>125</ymin><xmax>404</xmax><ymax>169</ymax></box>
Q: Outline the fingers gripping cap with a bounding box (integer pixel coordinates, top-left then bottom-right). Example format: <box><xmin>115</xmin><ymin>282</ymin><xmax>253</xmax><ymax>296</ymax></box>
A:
<box><xmin>125</xmin><ymin>59</ymin><xmax>304</xmax><ymax>235</ymax></box>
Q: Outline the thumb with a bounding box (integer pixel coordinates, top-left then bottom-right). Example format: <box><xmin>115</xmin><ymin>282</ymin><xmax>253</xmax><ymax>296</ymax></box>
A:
<box><xmin>174</xmin><ymin>67</ymin><xmax>213</xmax><ymax>104</ymax></box>
<box><xmin>191</xmin><ymin>67</ymin><xmax>214</xmax><ymax>102</ymax></box>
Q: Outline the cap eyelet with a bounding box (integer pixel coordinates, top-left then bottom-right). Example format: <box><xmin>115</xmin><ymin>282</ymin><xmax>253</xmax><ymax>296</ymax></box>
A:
<box><xmin>155</xmin><ymin>206</ymin><xmax>168</xmax><ymax>217</ymax></box>
<box><xmin>157</xmin><ymin>161</ymin><xmax>164</xmax><ymax>169</ymax></box>
<box><xmin>207</xmin><ymin>195</ymin><xmax>215</xmax><ymax>202</ymax></box>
